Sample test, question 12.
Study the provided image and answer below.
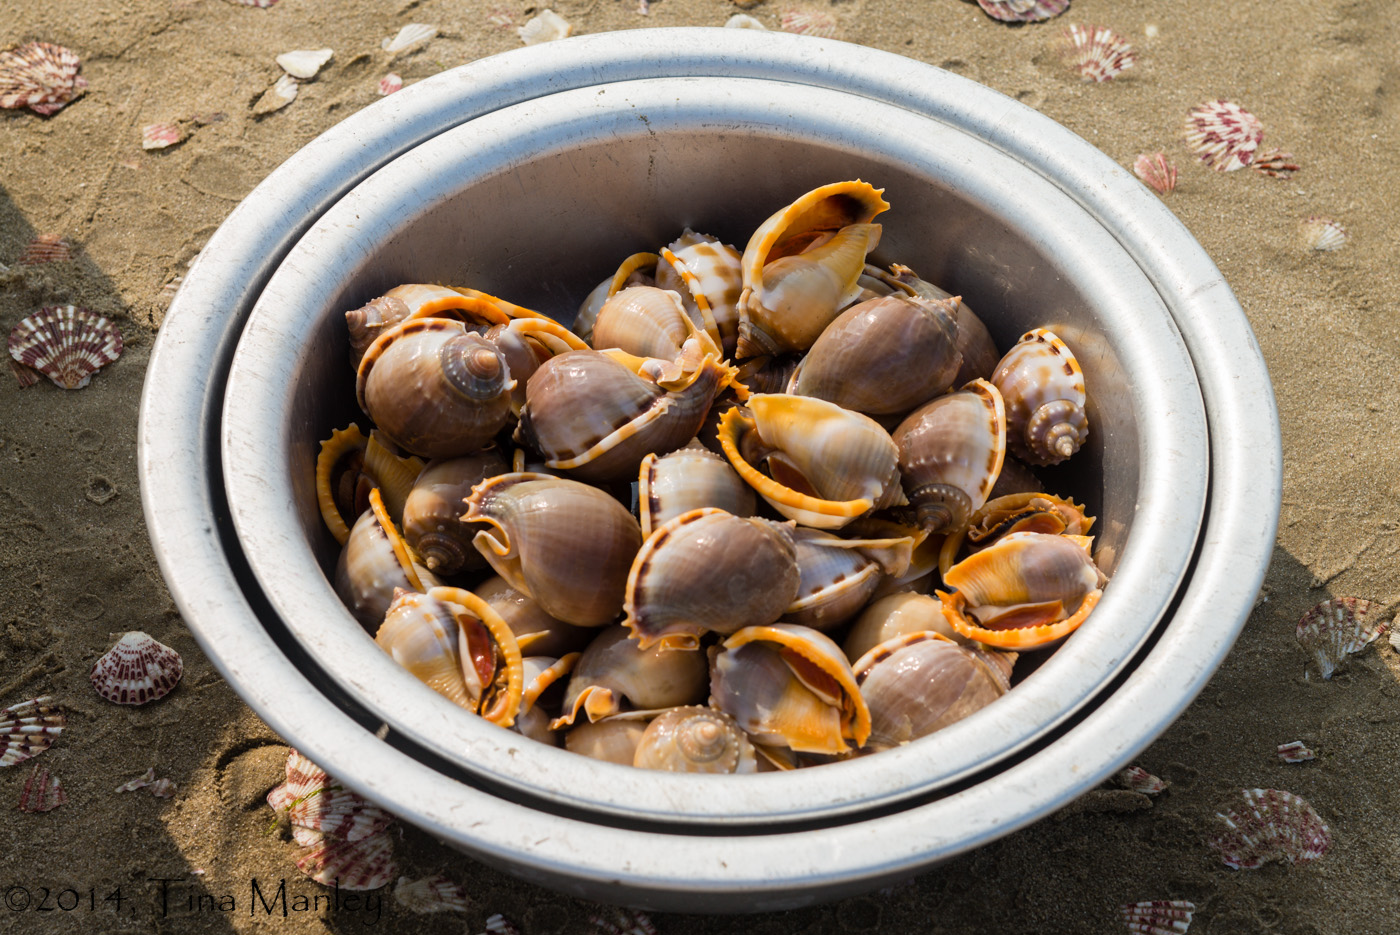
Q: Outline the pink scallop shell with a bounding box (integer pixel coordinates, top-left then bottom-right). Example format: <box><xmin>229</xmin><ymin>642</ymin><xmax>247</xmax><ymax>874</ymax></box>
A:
<box><xmin>378</xmin><ymin>73</ymin><xmax>403</xmax><ymax>96</ymax></box>
<box><xmin>9</xmin><ymin>305</ymin><xmax>123</xmax><ymax>390</ymax></box>
<box><xmin>89</xmin><ymin>631</ymin><xmax>183</xmax><ymax>704</ymax></box>
<box><xmin>1133</xmin><ymin>153</ymin><xmax>1177</xmax><ymax>195</ymax></box>
<box><xmin>778</xmin><ymin>7</ymin><xmax>840</xmax><ymax>38</ymax></box>
<box><xmin>0</xmin><ymin>696</ymin><xmax>67</xmax><ymax>768</ymax></box>
<box><xmin>267</xmin><ymin>749</ymin><xmax>331</xmax><ymax>814</ymax></box>
<box><xmin>1119</xmin><ymin>900</ymin><xmax>1195</xmax><ymax>935</ymax></box>
<box><xmin>17</xmin><ymin>233</ymin><xmax>72</xmax><ymax>265</ymax></box>
<box><xmin>1300</xmin><ymin>216</ymin><xmax>1348</xmax><ymax>252</ymax></box>
<box><xmin>1209</xmin><ymin>788</ymin><xmax>1331</xmax><ymax>869</ymax></box>
<box><xmin>1062</xmin><ymin>24</ymin><xmax>1135</xmax><ymax>82</ymax></box>
<box><xmin>296</xmin><ymin>830</ymin><xmax>397</xmax><ymax>890</ymax></box>
<box><xmin>0</xmin><ymin>41</ymin><xmax>87</xmax><ymax>115</ymax></box>
<box><xmin>1296</xmin><ymin>596</ymin><xmax>1386</xmax><ymax>678</ymax></box>
<box><xmin>392</xmin><ymin>874</ymin><xmax>471</xmax><ymax>914</ymax></box>
<box><xmin>18</xmin><ymin>765</ymin><xmax>68</xmax><ymax>812</ymax></box>
<box><xmin>288</xmin><ymin>785</ymin><xmax>393</xmax><ymax>843</ymax></box>
<box><xmin>142</xmin><ymin>122</ymin><xmax>185</xmax><ymax>150</ymax></box>
<box><xmin>976</xmin><ymin>0</ymin><xmax>1070</xmax><ymax>24</ymax></box>
<box><xmin>1113</xmin><ymin>765</ymin><xmax>1169</xmax><ymax>795</ymax></box>
<box><xmin>1183</xmin><ymin>100</ymin><xmax>1263</xmax><ymax>172</ymax></box>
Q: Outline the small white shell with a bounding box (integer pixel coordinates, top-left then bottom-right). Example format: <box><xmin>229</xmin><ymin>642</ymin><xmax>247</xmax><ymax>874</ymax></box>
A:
<box><xmin>276</xmin><ymin>48</ymin><xmax>333</xmax><ymax>79</ymax></box>
<box><xmin>393</xmin><ymin>874</ymin><xmax>471</xmax><ymax>914</ymax></box>
<box><xmin>1300</xmin><ymin>216</ymin><xmax>1347</xmax><ymax>252</ymax></box>
<box><xmin>518</xmin><ymin>10</ymin><xmax>572</xmax><ymax>45</ymax></box>
<box><xmin>725</xmin><ymin>13</ymin><xmax>766</xmax><ymax>29</ymax></box>
<box><xmin>252</xmin><ymin>74</ymin><xmax>298</xmax><ymax>114</ymax></box>
<box><xmin>382</xmin><ymin>24</ymin><xmax>437</xmax><ymax>54</ymax></box>
<box><xmin>90</xmin><ymin>631</ymin><xmax>184</xmax><ymax>705</ymax></box>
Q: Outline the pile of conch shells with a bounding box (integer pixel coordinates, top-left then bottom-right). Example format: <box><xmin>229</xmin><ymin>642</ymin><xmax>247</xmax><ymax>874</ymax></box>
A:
<box><xmin>316</xmin><ymin>179</ymin><xmax>1108</xmax><ymax>773</ymax></box>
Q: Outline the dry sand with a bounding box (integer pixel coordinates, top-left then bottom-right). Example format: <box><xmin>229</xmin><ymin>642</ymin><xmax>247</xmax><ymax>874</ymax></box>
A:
<box><xmin>3</xmin><ymin>0</ymin><xmax>1399</xmax><ymax>932</ymax></box>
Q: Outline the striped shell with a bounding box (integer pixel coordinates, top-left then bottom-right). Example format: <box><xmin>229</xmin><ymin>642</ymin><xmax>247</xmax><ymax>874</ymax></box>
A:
<box><xmin>89</xmin><ymin>631</ymin><xmax>184</xmax><ymax>705</ymax></box>
<box><xmin>1184</xmin><ymin>100</ymin><xmax>1263</xmax><ymax>172</ymax></box>
<box><xmin>1061</xmin><ymin>24</ymin><xmax>1135</xmax><ymax>82</ymax></box>
<box><xmin>1208</xmin><ymin>788</ymin><xmax>1331</xmax><ymax>869</ymax></box>
<box><xmin>1133</xmin><ymin>153</ymin><xmax>1178</xmax><ymax>195</ymax></box>
<box><xmin>655</xmin><ymin>230</ymin><xmax>743</xmax><ymax>357</ymax></box>
<box><xmin>17</xmin><ymin>233</ymin><xmax>73</xmax><ymax>264</ymax></box>
<box><xmin>1113</xmin><ymin>765</ymin><xmax>1168</xmax><ymax>795</ymax></box>
<box><xmin>1277</xmin><ymin>741</ymin><xmax>1316</xmax><ymax>763</ymax></box>
<box><xmin>1296</xmin><ymin>596</ymin><xmax>1387</xmax><ymax>679</ymax></box>
<box><xmin>0</xmin><ymin>696</ymin><xmax>66</xmax><ymax>768</ymax></box>
<box><xmin>892</xmin><ymin>378</ymin><xmax>1006</xmax><ymax>534</ymax></box>
<box><xmin>8</xmin><ymin>306</ymin><xmax>123</xmax><ymax>389</ymax></box>
<box><xmin>1301</xmin><ymin>216</ymin><xmax>1347</xmax><ymax>252</ymax></box>
<box><xmin>990</xmin><ymin>329</ymin><xmax>1087</xmax><ymax>466</ymax></box>
<box><xmin>0</xmin><ymin>42</ymin><xmax>87</xmax><ymax>115</ymax></box>
<box><xmin>638</xmin><ymin>443</ymin><xmax>756</xmax><ymax>537</ymax></box>
<box><xmin>553</xmin><ymin>625</ymin><xmax>708</xmax><ymax>727</ymax></box>
<box><xmin>296</xmin><ymin>831</ymin><xmax>398</xmax><ymax>890</ymax></box>
<box><xmin>1119</xmin><ymin>900</ymin><xmax>1195</xmax><ymax>935</ymax></box>
<box><xmin>393</xmin><ymin>875</ymin><xmax>471</xmax><ymax>914</ymax></box>
<box><xmin>974</xmin><ymin>0</ymin><xmax>1069</xmax><ymax>23</ymax></box>
<box><xmin>18</xmin><ymin>765</ymin><xmax>68</xmax><ymax>812</ymax></box>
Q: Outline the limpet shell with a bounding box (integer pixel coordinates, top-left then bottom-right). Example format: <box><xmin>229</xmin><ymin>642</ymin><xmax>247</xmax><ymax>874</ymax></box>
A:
<box><xmin>90</xmin><ymin>631</ymin><xmax>183</xmax><ymax>705</ymax></box>
<box><xmin>1208</xmin><ymin>788</ymin><xmax>1330</xmax><ymax>869</ymax></box>
<box><xmin>8</xmin><ymin>305</ymin><xmax>123</xmax><ymax>390</ymax></box>
<box><xmin>1296</xmin><ymin>596</ymin><xmax>1387</xmax><ymax>679</ymax></box>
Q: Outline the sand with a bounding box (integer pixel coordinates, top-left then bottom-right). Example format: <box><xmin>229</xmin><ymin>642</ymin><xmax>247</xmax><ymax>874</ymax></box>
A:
<box><xmin>3</xmin><ymin>0</ymin><xmax>1399</xmax><ymax>932</ymax></box>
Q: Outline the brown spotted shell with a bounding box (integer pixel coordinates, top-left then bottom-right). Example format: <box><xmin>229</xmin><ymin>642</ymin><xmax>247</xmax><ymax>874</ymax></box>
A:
<box><xmin>623</xmin><ymin>508</ymin><xmax>800</xmax><ymax>650</ymax></box>
<box><xmin>463</xmin><ymin>473</ymin><xmax>642</xmax><ymax>627</ymax></box>
<box><xmin>638</xmin><ymin>443</ymin><xmax>757</xmax><ymax>537</ymax></box>
<box><xmin>792</xmin><ymin>293</ymin><xmax>962</xmax><ymax>415</ymax></box>
<box><xmin>655</xmin><ymin>230</ymin><xmax>743</xmax><ymax>357</ymax></box>
<box><xmin>990</xmin><ymin>328</ymin><xmax>1088</xmax><ymax>466</ymax></box>
<box><xmin>402</xmin><ymin>449</ymin><xmax>508</xmax><ymax>575</ymax></box>
<box><xmin>356</xmin><ymin>318</ymin><xmax>514</xmax><ymax>459</ymax></box>
<box><xmin>892</xmin><ymin>379</ymin><xmax>1006</xmax><ymax>535</ymax></box>
<box><xmin>632</xmin><ymin>705</ymin><xmax>757</xmax><ymax>773</ymax></box>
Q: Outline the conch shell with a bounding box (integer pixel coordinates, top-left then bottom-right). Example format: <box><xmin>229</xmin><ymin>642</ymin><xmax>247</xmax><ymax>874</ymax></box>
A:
<box><xmin>991</xmin><ymin>328</ymin><xmax>1089</xmax><ymax>466</ymax></box>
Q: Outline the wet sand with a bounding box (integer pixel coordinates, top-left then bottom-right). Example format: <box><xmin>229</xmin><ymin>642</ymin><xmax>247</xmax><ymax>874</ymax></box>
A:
<box><xmin>3</xmin><ymin>1</ymin><xmax>1399</xmax><ymax>933</ymax></box>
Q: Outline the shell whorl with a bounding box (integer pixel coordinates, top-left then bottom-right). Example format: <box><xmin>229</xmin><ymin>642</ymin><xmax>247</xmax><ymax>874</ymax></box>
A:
<box><xmin>909</xmin><ymin>483</ymin><xmax>973</xmax><ymax>536</ymax></box>
<box><xmin>441</xmin><ymin>333</ymin><xmax>511</xmax><ymax>401</ymax></box>
<box><xmin>1026</xmin><ymin>398</ymin><xmax>1088</xmax><ymax>463</ymax></box>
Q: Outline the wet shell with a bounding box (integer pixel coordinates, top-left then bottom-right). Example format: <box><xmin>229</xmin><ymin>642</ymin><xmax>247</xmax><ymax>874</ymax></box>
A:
<box><xmin>8</xmin><ymin>305</ymin><xmax>123</xmax><ymax>390</ymax></box>
<box><xmin>0</xmin><ymin>42</ymin><xmax>87</xmax><ymax>115</ymax></box>
<box><xmin>90</xmin><ymin>631</ymin><xmax>183</xmax><ymax>705</ymax></box>
<box><xmin>717</xmin><ymin>393</ymin><xmax>905</xmax><ymax>529</ymax></box>
<box><xmin>1133</xmin><ymin>153</ymin><xmax>1178</xmax><ymax>195</ymax></box>
<box><xmin>624</xmin><ymin>508</ymin><xmax>801</xmax><ymax>649</ymax></box>
<box><xmin>975</xmin><ymin>0</ymin><xmax>1069</xmax><ymax>23</ymax></box>
<box><xmin>633</xmin><ymin>706</ymin><xmax>757</xmax><ymax>773</ymax></box>
<box><xmin>638</xmin><ymin>443</ymin><xmax>757</xmax><ymax>537</ymax></box>
<box><xmin>1184</xmin><ymin>100</ymin><xmax>1263</xmax><ymax>172</ymax></box>
<box><xmin>296</xmin><ymin>831</ymin><xmax>397</xmax><ymax>890</ymax></box>
<box><xmin>565</xmin><ymin>717</ymin><xmax>649</xmax><ymax>764</ymax></box>
<box><xmin>402</xmin><ymin>449</ymin><xmax>508</xmax><ymax>575</ymax></box>
<box><xmin>1300</xmin><ymin>216</ymin><xmax>1347</xmax><ymax>252</ymax></box>
<box><xmin>1061</xmin><ymin>24</ymin><xmax>1135</xmax><ymax>82</ymax></box>
<box><xmin>375</xmin><ymin>590</ymin><xmax>475</xmax><ymax>710</ymax></box>
<box><xmin>393</xmin><ymin>875</ymin><xmax>471</xmax><ymax>914</ymax></box>
<box><xmin>1119</xmin><ymin>900</ymin><xmax>1195</xmax><ymax>935</ymax></box>
<box><xmin>990</xmin><ymin>329</ymin><xmax>1088</xmax><ymax>466</ymax></box>
<box><xmin>940</xmin><ymin>490</ymin><xmax>1094</xmax><ymax>574</ymax></box>
<box><xmin>17</xmin><ymin>765</ymin><xmax>68</xmax><ymax>812</ymax></box>
<box><xmin>553</xmin><ymin>625</ymin><xmax>708</xmax><ymax>727</ymax></box>
<box><xmin>792</xmin><ymin>293</ymin><xmax>962</xmax><ymax>415</ymax></box>
<box><xmin>432</xmin><ymin>586</ymin><xmax>526</xmax><ymax>728</ymax></box>
<box><xmin>334</xmin><ymin>488</ymin><xmax>437</xmax><ymax>630</ymax></box>
<box><xmin>357</xmin><ymin>318</ymin><xmax>514</xmax><ymax>459</ymax></box>
<box><xmin>464</xmin><ymin>473</ymin><xmax>643</xmax><ymax>627</ymax></box>
<box><xmin>474</xmin><ymin>575</ymin><xmax>593</xmax><ymax>657</ymax></box>
<box><xmin>738</xmin><ymin>180</ymin><xmax>889</xmax><ymax>357</ymax></box>
<box><xmin>655</xmin><ymin>230</ymin><xmax>743</xmax><ymax>356</ymax></box>
<box><xmin>892</xmin><ymin>378</ymin><xmax>1006</xmax><ymax>534</ymax></box>
<box><xmin>0</xmin><ymin>696</ymin><xmax>66</xmax><ymax>768</ymax></box>
<box><xmin>852</xmin><ymin>631</ymin><xmax>1006</xmax><ymax>751</ymax></box>
<box><xmin>938</xmin><ymin>531</ymin><xmax>1106</xmax><ymax>649</ymax></box>
<box><xmin>709</xmin><ymin>623</ymin><xmax>871</xmax><ymax>755</ymax></box>
<box><xmin>1209</xmin><ymin>788</ymin><xmax>1331</xmax><ymax>869</ymax></box>
<box><xmin>1296</xmin><ymin>596</ymin><xmax>1387</xmax><ymax>679</ymax></box>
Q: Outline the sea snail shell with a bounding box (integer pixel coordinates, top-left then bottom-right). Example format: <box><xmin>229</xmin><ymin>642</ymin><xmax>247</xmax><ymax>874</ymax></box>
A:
<box><xmin>991</xmin><ymin>328</ymin><xmax>1089</xmax><ymax>466</ymax></box>
<box><xmin>552</xmin><ymin>625</ymin><xmax>708</xmax><ymax>728</ymax></box>
<box><xmin>401</xmin><ymin>449</ymin><xmax>509</xmax><ymax>575</ymax></box>
<box><xmin>356</xmin><ymin>318</ymin><xmax>515</xmax><ymax>460</ymax></box>
<box><xmin>632</xmin><ymin>706</ymin><xmax>757</xmax><ymax>773</ymax></box>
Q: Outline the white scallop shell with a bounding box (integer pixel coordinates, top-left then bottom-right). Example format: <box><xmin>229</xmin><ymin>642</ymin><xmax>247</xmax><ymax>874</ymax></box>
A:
<box><xmin>518</xmin><ymin>10</ymin><xmax>572</xmax><ymax>45</ymax></box>
<box><xmin>382</xmin><ymin>24</ymin><xmax>437</xmax><ymax>54</ymax></box>
<box><xmin>276</xmin><ymin>48</ymin><xmax>333</xmax><ymax>79</ymax></box>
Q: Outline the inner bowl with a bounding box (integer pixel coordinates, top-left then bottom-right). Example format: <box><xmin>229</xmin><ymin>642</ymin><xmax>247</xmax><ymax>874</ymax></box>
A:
<box><xmin>221</xmin><ymin>74</ymin><xmax>1208</xmax><ymax>827</ymax></box>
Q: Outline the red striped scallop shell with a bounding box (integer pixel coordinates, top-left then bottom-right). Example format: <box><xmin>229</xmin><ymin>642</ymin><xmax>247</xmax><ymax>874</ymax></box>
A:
<box><xmin>1183</xmin><ymin>100</ymin><xmax>1263</xmax><ymax>172</ymax></box>
<box><xmin>1133</xmin><ymin>153</ymin><xmax>1177</xmax><ymax>195</ymax></box>
<box><xmin>1119</xmin><ymin>900</ymin><xmax>1195</xmax><ymax>935</ymax></box>
<box><xmin>89</xmin><ymin>631</ymin><xmax>183</xmax><ymax>705</ymax></box>
<box><xmin>9</xmin><ymin>306</ymin><xmax>123</xmax><ymax>390</ymax></box>
<box><xmin>1</xmin><ymin>696</ymin><xmax>67</xmax><ymax>768</ymax></box>
<box><xmin>0</xmin><ymin>42</ymin><xmax>87</xmax><ymax>115</ymax></box>
<box><xmin>295</xmin><ymin>830</ymin><xmax>397</xmax><ymax>889</ymax></box>
<box><xmin>1209</xmin><ymin>788</ymin><xmax>1331</xmax><ymax>869</ymax></box>
<box><xmin>18</xmin><ymin>765</ymin><xmax>69</xmax><ymax>812</ymax></box>
<box><xmin>17</xmin><ymin>233</ymin><xmax>72</xmax><ymax>265</ymax></box>
<box><xmin>589</xmin><ymin>908</ymin><xmax>659</xmax><ymax>935</ymax></box>
<box><xmin>1062</xmin><ymin>24</ymin><xmax>1135</xmax><ymax>82</ymax></box>
<box><xmin>1296</xmin><ymin>596</ymin><xmax>1386</xmax><ymax>679</ymax></box>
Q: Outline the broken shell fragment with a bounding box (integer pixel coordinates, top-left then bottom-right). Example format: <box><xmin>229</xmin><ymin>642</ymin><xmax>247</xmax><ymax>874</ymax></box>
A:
<box><xmin>382</xmin><ymin>24</ymin><xmax>437</xmax><ymax>54</ymax></box>
<box><xmin>778</xmin><ymin>8</ymin><xmax>840</xmax><ymax>38</ymax></box>
<box><xmin>1296</xmin><ymin>596</ymin><xmax>1387</xmax><ymax>679</ymax></box>
<box><xmin>90</xmin><ymin>631</ymin><xmax>184</xmax><ymax>705</ymax></box>
<box><xmin>1209</xmin><ymin>788</ymin><xmax>1330</xmax><ymax>869</ymax></box>
<box><xmin>141</xmin><ymin>122</ymin><xmax>185</xmax><ymax>150</ymax></box>
<box><xmin>252</xmin><ymin>74</ymin><xmax>298</xmax><ymax>115</ymax></box>
<box><xmin>1113</xmin><ymin>765</ymin><xmax>1168</xmax><ymax>795</ymax></box>
<box><xmin>518</xmin><ymin>10</ymin><xmax>572</xmax><ymax>45</ymax></box>
<box><xmin>1277</xmin><ymin>741</ymin><xmax>1315</xmax><ymax>763</ymax></box>
<box><xmin>1300</xmin><ymin>216</ymin><xmax>1347</xmax><ymax>252</ymax></box>
<box><xmin>393</xmin><ymin>874</ymin><xmax>471</xmax><ymax>914</ymax></box>
<box><xmin>974</xmin><ymin>0</ymin><xmax>1069</xmax><ymax>23</ymax></box>
<box><xmin>1</xmin><ymin>697</ymin><xmax>67</xmax><ymax>768</ymax></box>
<box><xmin>8</xmin><ymin>305</ymin><xmax>123</xmax><ymax>390</ymax></box>
<box><xmin>0</xmin><ymin>41</ymin><xmax>87</xmax><ymax>115</ymax></box>
<box><xmin>276</xmin><ymin>48</ymin><xmax>333</xmax><ymax>79</ymax></box>
<box><xmin>1118</xmin><ymin>900</ymin><xmax>1195</xmax><ymax>935</ymax></box>
<box><xmin>18</xmin><ymin>765</ymin><xmax>68</xmax><ymax>812</ymax></box>
<box><xmin>1133</xmin><ymin>153</ymin><xmax>1178</xmax><ymax>195</ymax></box>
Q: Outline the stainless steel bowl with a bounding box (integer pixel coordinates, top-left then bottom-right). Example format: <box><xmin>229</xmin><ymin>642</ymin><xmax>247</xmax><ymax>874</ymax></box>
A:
<box><xmin>139</xmin><ymin>28</ymin><xmax>1279</xmax><ymax>912</ymax></box>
